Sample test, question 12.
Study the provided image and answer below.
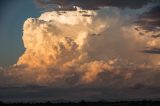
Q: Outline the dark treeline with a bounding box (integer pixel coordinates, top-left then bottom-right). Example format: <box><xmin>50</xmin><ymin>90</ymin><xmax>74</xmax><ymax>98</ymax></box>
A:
<box><xmin>0</xmin><ymin>100</ymin><xmax>160</xmax><ymax>106</ymax></box>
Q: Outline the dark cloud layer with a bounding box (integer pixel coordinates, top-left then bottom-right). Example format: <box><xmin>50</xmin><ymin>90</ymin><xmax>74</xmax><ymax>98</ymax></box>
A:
<box><xmin>0</xmin><ymin>85</ymin><xmax>160</xmax><ymax>102</ymax></box>
<box><xmin>137</xmin><ymin>5</ymin><xmax>160</xmax><ymax>32</ymax></box>
<box><xmin>35</xmin><ymin>0</ymin><xmax>157</xmax><ymax>10</ymax></box>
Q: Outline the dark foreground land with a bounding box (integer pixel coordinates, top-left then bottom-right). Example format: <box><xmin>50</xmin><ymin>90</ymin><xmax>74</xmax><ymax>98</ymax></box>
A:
<box><xmin>0</xmin><ymin>101</ymin><xmax>160</xmax><ymax>106</ymax></box>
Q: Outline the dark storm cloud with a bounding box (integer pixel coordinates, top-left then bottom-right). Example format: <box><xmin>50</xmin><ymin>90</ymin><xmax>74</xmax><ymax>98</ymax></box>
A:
<box><xmin>0</xmin><ymin>85</ymin><xmax>160</xmax><ymax>102</ymax></box>
<box><xmin>136</xmin><ymin>5</ymin><xmax>160</xmax><ymax>32</ymax></box>
<box><xmin>35</xmin><ymin>0</ymin><xmax>156</xmax><ymax>10</ymax></box>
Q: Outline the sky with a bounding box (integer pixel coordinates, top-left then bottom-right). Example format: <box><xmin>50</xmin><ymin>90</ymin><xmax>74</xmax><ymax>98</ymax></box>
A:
<box><xmin>0</xmin><ymin>0</ymin><xmax>41</xmax><ymax>67</ymax></box>
<box><xmin>0</xmin><ymin>0</ymin><xmax>160</xmax><ymax>102</ymax></box>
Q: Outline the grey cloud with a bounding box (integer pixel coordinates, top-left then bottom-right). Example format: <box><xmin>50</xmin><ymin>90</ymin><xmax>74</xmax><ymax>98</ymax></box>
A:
<box><xmin>142</xmin><ymin>48</ymin><xmax>160</xmax><ymax>54</ymax></box>
<box><xmin>151</xmin><ymin>34</ymin><xmax>160</xmax><ymax>39</ymax></box>
<box><xmin>136</xmin><ymin>5</ymin><xmax>160</xmax><ymax>32</ymax></box>
<box><xmin>0</xmin><ymin>85</ymin><xmax>160</xmax><ymax>102</ymax></box>
<box><xmin>135</xmin><ymin>5</ymin><xmax>160</xmax><ymax>54</ymax></box>
<box><xmin>35</xmin><ymin>0</ymin><xmax>156</xmax><ymax>10</ymax></box>
<box><xmin>129</xmin><ymin>83</ymin><xmax>145</xmax><ymax>90</ymax></box>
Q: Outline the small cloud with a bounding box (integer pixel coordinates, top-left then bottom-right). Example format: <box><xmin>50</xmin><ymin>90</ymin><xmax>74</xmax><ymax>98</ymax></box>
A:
<box><xmin>130</xmin><ymin>83</ymin><xmax>145</xmax><ymax>90</ymax></box>
<box><xmin>142</xmin><ymin>48</ymin><xmax>160</xmax><ymax>54</ymax></box>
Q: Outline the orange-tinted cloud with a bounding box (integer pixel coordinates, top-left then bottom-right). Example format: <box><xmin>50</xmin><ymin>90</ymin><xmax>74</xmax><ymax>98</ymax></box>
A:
<box><xmin>0</xmin><ymin>4</ymin><xmax>160</xmax><ymax>88</ymax></box>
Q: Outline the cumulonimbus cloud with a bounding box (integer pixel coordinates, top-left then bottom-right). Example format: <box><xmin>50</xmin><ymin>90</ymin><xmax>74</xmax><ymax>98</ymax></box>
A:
<box><xmin>0</xmin><ymin>3</ymin><xmax>160</xmax><ymax>90</ymax></box>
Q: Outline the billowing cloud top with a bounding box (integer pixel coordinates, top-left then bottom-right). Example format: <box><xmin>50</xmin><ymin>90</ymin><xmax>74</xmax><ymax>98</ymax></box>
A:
<box><xmin>0</xmin><ymin>3</ymin><xmax>159</xmax><ymax>86</ymax></box>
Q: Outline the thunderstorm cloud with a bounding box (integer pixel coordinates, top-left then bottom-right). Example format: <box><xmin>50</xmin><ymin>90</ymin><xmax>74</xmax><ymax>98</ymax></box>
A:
<box><xmin>0</xmin><ymin>0</ymin><xmax>160</xmax><ymax>102</ymax></box>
